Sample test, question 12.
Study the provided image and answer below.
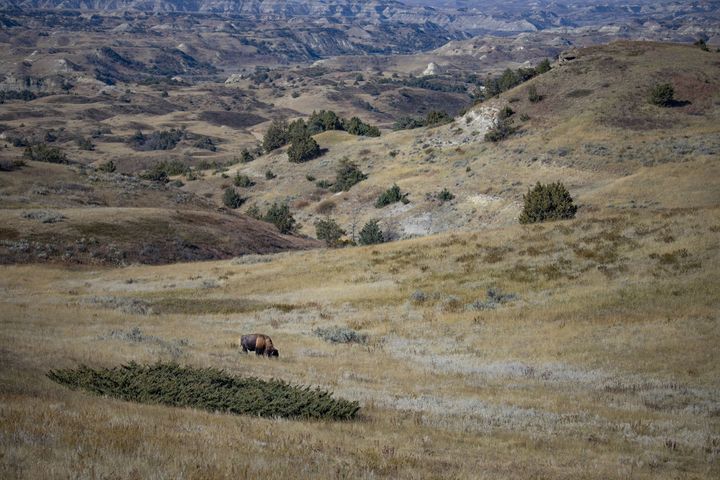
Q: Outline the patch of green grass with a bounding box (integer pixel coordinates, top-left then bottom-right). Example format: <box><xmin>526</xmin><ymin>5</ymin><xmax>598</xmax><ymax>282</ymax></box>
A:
<box><xmin>48</xmin><ymin>363</ymin><xmax>360</xmax><ymax>420</ymax></box>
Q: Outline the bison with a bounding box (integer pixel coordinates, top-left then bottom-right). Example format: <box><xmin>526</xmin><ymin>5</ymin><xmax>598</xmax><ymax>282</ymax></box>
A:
<box><xmin>240</xmin><ymin>333</ymin><xmax>279</xmax><ymax>357</ymax></box>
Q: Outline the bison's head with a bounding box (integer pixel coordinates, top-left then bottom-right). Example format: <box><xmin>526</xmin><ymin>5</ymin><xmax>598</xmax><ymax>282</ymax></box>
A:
<box><xmin>268</xmin><ymin>348</ymin><xmax>279</xmax><ymax>357</ymax></box>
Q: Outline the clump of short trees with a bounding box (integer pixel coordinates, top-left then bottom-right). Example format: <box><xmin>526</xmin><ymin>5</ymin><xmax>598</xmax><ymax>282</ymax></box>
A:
<box><xmin>393</xmin><ymin>110</ymin><xmax>452</xmax><ymax>131</ymax></box>
<box><xmin>477</xmin><ymin>58</ymin><xmax>552</xmax><ymax>102</ymax></box>
<box><xmin>128</xmin><ymin>128</ymin><xmax>184</xmax><ymax>151</ymax></box>
<box><xmin>375</xmin><ymin>184</ymin><xmax>409</xmax><ymax>208</ymax></box>
<box><xmin>262</xmin><ymin>111</ymin><xmax>381</xmax><ymax>156</ymax></box>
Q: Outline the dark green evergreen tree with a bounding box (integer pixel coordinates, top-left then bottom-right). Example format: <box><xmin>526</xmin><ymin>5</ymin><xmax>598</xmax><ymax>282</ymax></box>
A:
<box><xmin>358</xmin><ymin>220</ymin><xmax>385</xmax><ymax>245</ymax></box>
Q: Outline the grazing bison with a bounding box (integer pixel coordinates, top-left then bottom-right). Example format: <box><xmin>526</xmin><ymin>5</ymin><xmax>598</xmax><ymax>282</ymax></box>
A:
<box><xmin>240</xmin><ymin>333</ymin><xmax>279</xmax><ymax>357</ymax></box>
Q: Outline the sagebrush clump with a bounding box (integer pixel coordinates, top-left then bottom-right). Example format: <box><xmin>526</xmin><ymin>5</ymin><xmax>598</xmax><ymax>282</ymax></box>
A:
<box><xmin>314</xmin><ymin>326</ymin><xmax>368</xmax><ymax>344</ymax></box>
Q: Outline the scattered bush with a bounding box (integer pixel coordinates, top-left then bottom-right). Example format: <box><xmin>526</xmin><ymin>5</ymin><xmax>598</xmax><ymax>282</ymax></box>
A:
<box><xmin>76</xmin><ymin>137</ymin><xmax>94</xmax><ymax>151</ymax></box>
<box><xmin>528</xmin><ymin>85</ymin><xmax>542</xmax><ymax>103</ymax></box>
<box><xmin>316</xmin><ymin>179</ymin><xmax>333</xmax><ymax>189</ymax></box>
<box><xmin>223</xmin><ymin>187</ymin><xmax>245</xmax><ymax>209</ymax></box>
<box><xmin>129</xmin><ymin>128</ymin><xmax>184</xmax><ymax>151</ymax></box>
<box><xmin>193</xmin><ymin>136</ymin><xmax>216</xmax><ymax>151</ymax></box>
<box><xmin>479</xmin><ymin>59</ymin><xmax>551</xmax><ymax>101</ymax></box>
<box><xmin>649</xmin><ymin>83</ymin><xmax>675</xmax><ymax>107</ymax></box>
<box><xmin>288</xmin><ymin>133</ymin><xmax>321</xmax><ymax>163</ymax></box>
<box><xmin>436</xmin><ymin>188</ymin><xmax>455</xmax><ymax>202</ymax></box>
<box><xmin>97</xmin><ymin>160</ymin><xmax>116</xmax><ymax>173</ymax></box>
<box><xmin>22</xmin><ymin>210</ymin><xmax>66</xmax><ymax>224</ymax></box>
<box><xmin>245</xmin><ymin>204</ymin><xmax>262</xmax><ymax>220</ymax></box>
<box><xmin>307</xmin><ymin>110</ymin><xmax>343</xmax><ymax>134</ymax></box>
<box><xmin>498</xmin><ymin>106</ymin><xmax>515</xmax><ymax>120</ymax></box>
<box><xmin>264</xmin><ymin>203</ymin><xmax>296</xmax><ymax>234</ymax></box>
<box><xmin>265</xmin><ymin>169</ymin><xmax>277</xmax><ymax>180</ymax></box>
<box><xmin>375</xmin><ymin>184</ymin><xmax>408</xmax><ymax>208</ymax></box>
<box><xmin>409</xmin><ymin>290</ymin><xmax>427</xmax><ymax>304</ymax></box>
<box><xmin>484</xmin><ymin>117</ymin><xmax>516</xmax><ymax>143</ymax></box>
<box><xmin>239</xmin><ymin>148</ymin><xmax>254</xmax><ymax>163</ymax></box>
<box><xmin>141</xmin><ymin>159</ymin><xmax>190</xmax><ymax>182</ymax></box>
<box><xmin>694</xmin><ymin>38</ymin><xmax>709</xmax><ymax>51</ymax></box>
<box><xmin>262</xmin><ymin>119</ymin><xmax>289</xmax><ymax>153</ymax></box>
<box><xmin>469</xmin><ymin>287</ymin><xmax>518</xmax><ymax>310</ymax></box>
<box><xmin>343</xmin><ymin>116</ymin><xmax>380</xmax><ymax>137</ymax></box>
<box><xmin>48</xmin><ymin>362</ymin><xmax>360</xmax><ymax>421</ymax></box>
<box><xmin>23</xmin><ymin>144</ymin><xmax>68</xmax><ymax>164</ymax></box>
<box><xmin>234</xmin><ymin>173</ymin><xmax>255</xmax><ymax>188</ymax></box>
<box><xmin>535</xmin><ymin>58</ymin><xmax>552</xmax><ymax>74</ymax></box>
<box><xmin>314</xmin><ymin>218</ymin><xmax>345</xmax><ymax>247</ymax></box>
<box><xmin>393</xmin><ymin>116</ymin><xmax>424</xmax><ymax>130</ymax></box>
<box><xmin>519</xmin><ymin>182</ymin><xmax>577</xmax><ymax>224</ymax></box>
<box><xmin>424</xmin><ymin>110</ymin><xmax>452</xmax><ymax>127</ymax></box>
<box><xmin>314</xmin><ymin>326</ymin><xmax>368</xmax><ymax>344</ymax></box>
<box><xmin>359</xmin><ymin>219</ymin><xmax>384</xmax><ymax>245</ymax></box>
<box><xmin>91</xmin><ymin>126</ymin><xmax>112</xmax><ymax>138</ymax></box>
<box><xmin>263</xmin><ymin>112</ymin><xmax>379</xmax><ymax>154</ymax></box>
<box><xmin>332</xmin><ymin>158</ymin><xmax>367</xmax><ymax>192</ymax></box>
<box><xmin>393</xmin><ymin>110</ymin><xmax>451</xmax><ymax>130</ymax></box>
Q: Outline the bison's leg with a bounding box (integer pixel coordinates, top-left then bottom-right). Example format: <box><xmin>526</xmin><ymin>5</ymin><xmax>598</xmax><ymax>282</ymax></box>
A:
<box><xmin>241</xmin><ymin>345</ymin><xmax>248</xmax><ymax>353</ymax></box>
<box><xmin>255</xmin><ymin>347</ymin><xmax>264</xmax><ymax>356</ymax></box>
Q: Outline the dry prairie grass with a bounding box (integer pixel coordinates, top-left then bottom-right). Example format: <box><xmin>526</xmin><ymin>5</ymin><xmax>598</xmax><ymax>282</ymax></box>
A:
<box><xmin>1</xmin><ymin>203</ymin><xmax>719</xmax><ymax>478</ymax></box>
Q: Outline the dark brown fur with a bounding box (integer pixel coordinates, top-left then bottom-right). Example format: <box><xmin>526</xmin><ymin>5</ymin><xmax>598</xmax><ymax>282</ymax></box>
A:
<box><xmin>240</xmin><ymin>333</ymin><xmax>279</xmax><ymax>357</ymax></box>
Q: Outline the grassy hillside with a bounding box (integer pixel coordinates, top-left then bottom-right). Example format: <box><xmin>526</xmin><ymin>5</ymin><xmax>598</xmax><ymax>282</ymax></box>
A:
<box><xmin>0</xmin><ymin>161</ymin><xmax>319</xmax><ymax>264</ymax></box>
<box><xmin>0</xmin><ymin>203</ymin><xmax>718</xmax><ymax>478</ymax></box>
<box><xmin>181</xmin><ymin>42</ymin><xmax>719</xmax><ymax>241</ymax></box>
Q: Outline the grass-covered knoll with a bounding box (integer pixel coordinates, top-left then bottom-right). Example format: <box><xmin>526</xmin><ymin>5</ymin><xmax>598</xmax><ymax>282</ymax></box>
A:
<box><xmin>48</xmin><ymin>363</ymin><xmax>360</xmax><ymax>421</ymax></box>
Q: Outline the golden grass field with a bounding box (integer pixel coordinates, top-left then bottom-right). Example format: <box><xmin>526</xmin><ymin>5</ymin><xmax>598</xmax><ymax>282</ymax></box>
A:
<box><xmin>1</xmin><ymin>198</ymin><xmax>719</xmax><ymax>478</ymax></box>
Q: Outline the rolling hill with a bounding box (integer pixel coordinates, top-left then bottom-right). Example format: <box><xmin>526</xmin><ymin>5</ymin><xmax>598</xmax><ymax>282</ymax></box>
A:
<box><xmin>182</xmin><ymin>41</ymin><xmax>720</xmax><ymax>241</ymax></box>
